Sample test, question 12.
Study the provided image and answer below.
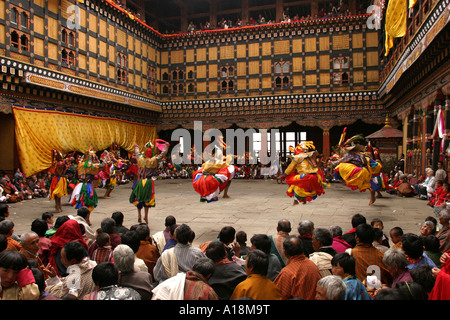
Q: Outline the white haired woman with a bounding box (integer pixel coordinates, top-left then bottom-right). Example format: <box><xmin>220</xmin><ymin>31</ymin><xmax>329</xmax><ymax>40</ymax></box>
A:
<box><xmin>113</xmin><ymin>244</ymin><xmax>154</xmax><ymax>300</ymax></box>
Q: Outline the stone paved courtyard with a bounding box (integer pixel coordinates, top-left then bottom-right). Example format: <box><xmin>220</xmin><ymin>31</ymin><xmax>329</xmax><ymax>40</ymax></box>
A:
<box><xmin>9</xmin><ymin>178</ymin><xmax>434</xmax><ymax>247</ymax></box>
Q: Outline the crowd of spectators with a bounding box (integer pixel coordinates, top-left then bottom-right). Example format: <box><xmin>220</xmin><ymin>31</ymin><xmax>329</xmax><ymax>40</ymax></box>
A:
<box><xmin>0</xmin><ymin>205</ymin><xmax>449</xmax><ymax>300</ymax></box>
<box><xmin>183</xmin><ymin>3</ymin><xmax>358</xmax><ymax>35</ymax></box>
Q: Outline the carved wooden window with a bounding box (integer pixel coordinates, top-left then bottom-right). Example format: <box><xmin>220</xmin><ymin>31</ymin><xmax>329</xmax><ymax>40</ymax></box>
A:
<box><xmin>10</xmin><ymin>30</ymin><xmax>29</xmax><ymax>52</ymax></box>
<box><xmin>147</xmin><ymin>66</ymin><xmax>157</xmax><ymax>94</ymax></box>
<box><xmin>10</xmin><ymin>31</ymin><xmax>19</xmax><ymax>48</ymax></box>
<box><xmin>170</xmin><ymin>68</ymin><xmax>185</xmax><ymax>95</ymax></box>
<box><xmin>274</xmin><ymin>61</ymin><xmax>290</xmax><ymax>88</ymax></box>
<box><xmin>220</xmin><ymin>65</ymin><xmax>235</xmax><ymax>92</ymax></box>
<box><xmin>20</xmin><ymin>11</ymin><xmax>28</xmax><ymax>28</ymax></box>
<box><xmin>333</xmin><ymin>71</ymin><xmax>349</xmax><ymax>85</ymax></box>
<box><xmin>332</xmin><ymin>56</ymin><xmax>349</xmax><ymax>69</ymax></box>
<box><xmin>10</xmin><ymin>7</ymin><xmax>18</xmax><ymax>25</ymax></box>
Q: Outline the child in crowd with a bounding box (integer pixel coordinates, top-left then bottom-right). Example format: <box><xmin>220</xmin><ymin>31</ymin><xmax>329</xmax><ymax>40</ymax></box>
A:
<box><xmin>236</xmin><ymin>230</ymin><xmax>250</xmax><ymax>258</ymax></box>
<box><xmin>389</xmin><ymin>227</ymin><xmax>404</xmax><ymax>248</ymax></box>
<box><xmin>331</xmin><ymin>252</ymin><xmax>371</xmax><ymax>300</ymax></box>
<box><xmin>370</xmin><ymin>218</ymin><xmax>390</xmax><ymax>248</ymax></box>
<box><xmin>90</xmin><ymin>229</ymin><xmax>113</xmax><ymax>264</ymax></box>
<box><xmin>42</xmin><ymin>212</ymin><xmax>54</xmax><ymax>230</ymax></box>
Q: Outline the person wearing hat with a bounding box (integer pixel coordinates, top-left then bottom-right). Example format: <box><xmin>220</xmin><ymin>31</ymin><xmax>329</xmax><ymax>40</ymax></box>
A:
<box><xmin>283</xmin><ymin>141</ymin><xmax>328</xmax><ymax>205</ymax></box>
<box><xmin>129</xmin><ymin>139</ymin><xmax>169</xmax><ymax>224</ymax></box>
<box><xmin>49</xmin><ymin>149</ymin><xmax>68</xmax><ymax>213</ymax></box>
<box><xmin>331</xmin><ymin>130</ymin><xmax>381</xmax><ymax>206</ymax></box>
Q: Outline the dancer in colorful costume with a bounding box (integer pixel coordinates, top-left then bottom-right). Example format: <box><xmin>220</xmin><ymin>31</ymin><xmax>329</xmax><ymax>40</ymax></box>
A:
<box><xmin>70</xmin><ymin>147</ymin><xmax>99</xmax><ymax>212</ymax></box>
<box><xmin>365</xmin><ymin>141</ymin><xmax>390</xmax><ymax>198</ymax></box>
<box><xmin>331</xmin><ymin>129</ymin><xmax>382</xmax><ymax>205</ymax></box>
<box><xmin>49</xmin><ymin>149</ymin><xmax>68</xmax><ymax>212</ymax></box>
<box><xmin>283</xmin><ymin>141</ymin><xmax>328</xmax><ymax>205</ymax></box>
<box><xmin>129</xmin><ymin>139</ymin><xmax>169</xmax><ymax>224</ymax></box>
<box><xmin>192</xmin><ymin>149</ymin><xmax>237</xmax><ymax>202</ymax></box>
<box><xmin>99</xmin><ymin>150</ymin><xmax>117</xmax><ymax>199</ymax></box>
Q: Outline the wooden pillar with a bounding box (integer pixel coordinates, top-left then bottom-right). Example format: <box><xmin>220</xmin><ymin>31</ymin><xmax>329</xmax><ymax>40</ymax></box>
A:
<box><xmin>209</xmin><ymin>0</ymin><xmax>218</xmax><ymax>28</ymax></box>
<box><xmin>311</xmin><ymin>1</ymin><xmax>318</xmax><ymax>18</ymax></box>
<box><xmin>322</xmin><ymin>127</ymin><xmax>330</xmax><ymax>159</ymax></box>
<box><xmin>348</xmin><ymin>0</ymin><xmax>357</xmax><ymax>15</ymax></box>
<box><xmin>276</xmin><ymin>0</ymin><xmax>284</xmax><ymax>22</ymax></box>
<box><xmin>421</xmin><ymin>110</ymin><xmax>427</xmax><ymax>173</ymax></box>
<box><xmin>241</xmin><ymin>0</ymin><xmax>249</xmax><ymax>26</ymax></box>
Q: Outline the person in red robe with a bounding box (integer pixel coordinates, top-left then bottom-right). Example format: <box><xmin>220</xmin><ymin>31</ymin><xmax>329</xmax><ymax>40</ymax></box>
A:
<box><xmin>429</xmin><ymin>250</ymin><xmax>450</xmax><ymax>300</ymax></box>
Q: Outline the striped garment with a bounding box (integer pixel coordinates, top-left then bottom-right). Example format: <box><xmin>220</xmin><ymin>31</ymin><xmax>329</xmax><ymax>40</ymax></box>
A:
<box><xmin>153</xmin><ymin>243</ymin><xmax>205</xmax><ymax>283</ymax></box>
<box><xmin>351</xmin><ymin>243</ymin><xmax>391</xmax><ymax>284</ymax></box>
<box><xmin>91</xmin><ymin>247</ymin><xmax>113</xmax><ymax>264</ymax></box>
<box><xmin>273</xmin><ymin>254</ymin><xmax>321</xmax><ymax>300</ymax></box>
<box><xmin>184</xmin><ymin>271</ymin><xmax>218</xmax><ymax>300</ymax></box>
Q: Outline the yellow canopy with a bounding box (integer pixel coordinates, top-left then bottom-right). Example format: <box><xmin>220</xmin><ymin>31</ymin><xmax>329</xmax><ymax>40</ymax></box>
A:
<box><xmin>13</xmin><ymin>106</ymin><xmax>156</xmax><ymax>176</ymax></box>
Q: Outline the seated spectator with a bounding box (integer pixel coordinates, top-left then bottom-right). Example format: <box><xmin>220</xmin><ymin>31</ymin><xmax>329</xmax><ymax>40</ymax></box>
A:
<box><xmin>373</xmin><ymin>228</ymin><xmax>389</xmax><ymax>254</ymax></box>
<box><xmin>113</xmin><ymin>244</ymin><xmax>153</xmax><ymax>300</ymax></box>
<box><xmin>331</xmin><ymin>252</ymin><xmax>371</xmax><ymax>300</ymax></box>
<box><xmin>88</xmin><ymin>218</ymin><xmax>121</xmax><ymax>257</ymax></box>
<box><xmin>315</xmin><ymin>275</ymin><xmax>347</xmax><ymax>300</ymax></box>
<box><xmin>230</xmin><ymin>249</ymin><xmax>282</xmax><ymax>300</ymax></box>
<box><xmin>394</xmin><ymin>281</ymin><xmax>428</xmax><ymax>300</ymax></box>
<box><xmin>370</xmin><ymin>218</ymin><xmax>390</xmax><ymax>248</ymax></box>
<box><xmin>415</xmin><ymin>168</ymin><xmax>435</xmax><ymax>199</ymax></box>
<box><xmin>153</xmin><ymin>224</ymin><xmax>205</xmax><ymax>283</ymax></box>
<box><xmin>31</xmin><ymin>268</ymin><xmax>60</xmax><ymax>300</ymax></box>
<box><xmin>436</xmin><ymin>210</ymin><xmax>450</xmax><ymax>252</ymax></box>
<box><xmin>419</xmin><ymin>221</ymin><xmax>435</xmax><ymax>237</ymax></box>
<box><xmin>309</xmin><ymin>228</ymin><xmax>337</xmax><ymax>277</ymax></box>
<box><xmin>83</xmin><ymin>262</ymin><xmax>141</xmax><ymax>300</ymax></box>
<box><xmin>397</xmin><ymin>174</ymin><xmax>415</xmax><ymax>197</ymax></box>
<box><xmin>273</xmin><ymin>235</ymin><xmax>321</xmax><ymax>300</ymax></box>
<box><xmin>423</xmin><ymin>235</ymin><xmax>442</xmax><ymax>268</ymax></box>
<box><xmin>0</xmin><ymin>220</ymin><xmax>22</xmax><ymax>251</ymax></box>
<box><xmin>0</xmin><ymin>250</ymin><xmax>40</xmax><ymax>300</ymax></box>
<box><xmin>329</xmin><ymin>225</ymin><xmax>352</xmax><ymax>253</ymax></box>
<box><xmin>111</xmin><ymin>211</ymin><xmax>129</xmax><ymax>236</ymax></box>
<box><xmin>382</xmin><ymin>247</ymin><xmax>412</xmax><ymax>288</ymax></box>
<box><xmin>162</xmin><ymin>223</ymin><xmax>179</xmax><ymax>253</ymax></box>
<box><xmin>350</xmin><ymin>223</ymin><xmax>391</xmax><ymax>285</ymax></box>
<box><xmin>0</xmin><ymin>177</ymin><xmax>22</xmax><ymax>203</ymax></box>
<box><xmin>90</xmin><ymin>229</ymin><xmax>113</xmax><ymax>264</ymax></box>
<box><xmin>429</xmin><ymin>250</ymin><xmax>450</xmax><ymax>300</ymax></box>
<box><xmin>45</xmin><ymin>215</ymin><xmax>70</xmax><ymax>239</ymax></box>
<box><xmin>71</xmin><ymin>206</ymin><xmax>95</xmax><ymax>240</ymax></box>
<box><xmin>205</xmin><ymin>241</ymin><xmax>246</xmax><ymax>300</ymax></box>
<box><xmin>183</xmin><ymin>257</ymin><xmax>218</xmax><ymax>300</ymax></box>
<box><xmin>42</xmin><ymin>212</ymin><xmax>54</xmax><ymax>230</ymax></box>
<box><xmin>269</xmin><ymin>219</ymin><xmax>291</xmax><ymax>267</ymax></box>
<box><xmin>410</xmin><ymin>264</ymin><xmax>436</xmax><ymax>295</ymax></box>
<box><xmin>236</xmin><ymin>231</ymin><xmax>250</xmax><ymax>258</ymax></box>
<box><xmin>343</xmin><ymin>214</ymin><xmax>367</xmax><ymax>248</ymax></box>
<box><xmin>433</xmin><ymin>182</ymin><xmax>449</xmax><ymax>217</ymax></box>
<box><xmin>45</xmin><ymin>241</ymin><xmax>96</xmax><ymax>299</ymax></box>
<box><xmin>121</xmin><ymin>230</ymin><xmax>148</xmax><ymax>273</ymax></box>
<box><xmin>48</xmin><ymin>219</ymin><xmax>88</xmax><ymax>277</ymax></box>
<box><xmin>20</xmin><ymin>231</ymin><xmax>51</xmax><ymax>279</ymax></box>
<box><xmin>249</xmin><ymin>234</ymin><xmax>281</xmax><ymax>281</ymax></box>
<box><xmin>152</xmin><ymin>257</ymin><xmax>218</xmax><ymax>300</ymax></box>
<box><xmin>297</xmin><ymin>220</ymin><xmax>315</xmax><ymax>257</ymax></box>
<box><xmin>390</xmin><ymin>226</ymin><xmax>404</xmax><ymax>248</ymax></box>
<box><xmin>135</xmin><ymin>223</ymin><xmax>160</xmax><ymax>279</ymax></box>
<box><xmin>401</xmin><ymin>233</ymin><xmax>436</xmax><ymax>270</ymax></box>
<box><xmin>427</xmin><ymin>179</ymin><xmax>443</xmax><ymax>207</ymax></box>
<box><xmin>31</xmin><ymin>218</ymin><xmax>51</xmax><ymax>266</ymax></box>
<box><xmin>425</xmin><ymin>216</ymin><xmax>438</xmax><ymax>235</ymax></box>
